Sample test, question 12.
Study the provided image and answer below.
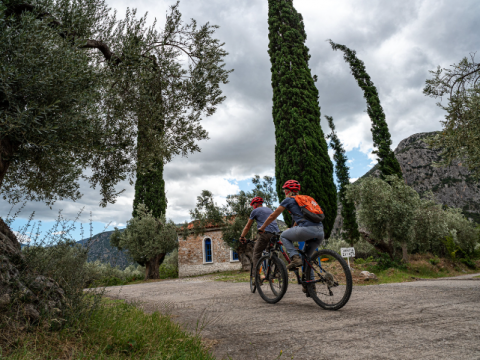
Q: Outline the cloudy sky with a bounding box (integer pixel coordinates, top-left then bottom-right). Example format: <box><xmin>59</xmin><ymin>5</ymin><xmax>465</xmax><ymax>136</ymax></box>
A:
<box><xmin>2</xmin><ymin>0</ymin><xmax>479</xmax><ymax>240</ymax></box>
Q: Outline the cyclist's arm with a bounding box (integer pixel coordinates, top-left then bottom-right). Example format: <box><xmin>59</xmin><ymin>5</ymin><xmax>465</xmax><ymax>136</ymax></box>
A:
<box><xmin>258</xmin><ymin>206</ymin><xmax>285</xmax><ymax>232</ymax></box>
<box><xmin>240</xmin><ymin>219</ymin><xmax>254</xmax><ymax>238</ymax></box>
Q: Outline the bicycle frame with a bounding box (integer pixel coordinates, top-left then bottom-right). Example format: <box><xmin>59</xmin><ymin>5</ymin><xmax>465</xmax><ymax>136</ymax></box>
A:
<box><xmin>267</xmin><ymin>235</ymin><xmax>327</xmax><ymax>286</ymax></box>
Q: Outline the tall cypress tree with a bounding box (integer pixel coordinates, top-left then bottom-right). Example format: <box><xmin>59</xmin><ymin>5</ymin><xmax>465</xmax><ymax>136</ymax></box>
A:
<box><xmin>268</xmin><ymin>0</ymin><xmax>337</xmax><ymax>237</ymax></box>
<box><xmin>329</xmin><ymin>41</ymin><xmax>403</xmax><ymax>179</ymax></box>
<box><xmin>326</xmin><ymin>116</ymin><xmax>359</xmax><ymax>245</ymax></box>
<box><xmin>132</xmin><ymin>161</ymin><xmax>166</xmax><ymax>219</ymax></box>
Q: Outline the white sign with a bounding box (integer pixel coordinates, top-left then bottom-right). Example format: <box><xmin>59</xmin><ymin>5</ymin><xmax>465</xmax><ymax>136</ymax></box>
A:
<box><xmin>341</xmin><ymin>247</ymin><xmax>355</xmax><ymax>258</ymax></box>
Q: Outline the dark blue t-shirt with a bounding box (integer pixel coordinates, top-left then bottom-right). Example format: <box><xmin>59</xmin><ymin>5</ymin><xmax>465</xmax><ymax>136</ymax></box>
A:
<box><xmin>280</xmin><ymin>197</ymin><xmax>319</xmax><ymax>227</ymax></box>
<box><xmin>249</xmin><ymin>206</ymin><xmax>280</xmax><ymax>233</ymax></box>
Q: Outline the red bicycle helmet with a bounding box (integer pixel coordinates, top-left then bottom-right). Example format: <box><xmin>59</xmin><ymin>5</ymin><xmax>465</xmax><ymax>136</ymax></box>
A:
<box><xmin>250</xmin><ymin>196</ymin><xmax>264</xmax><ymax>206</ymax></box>
<box><xmin>282</xmin><ymin>180</ymin><xmax>301</xmax><ymax>192</ymax></box>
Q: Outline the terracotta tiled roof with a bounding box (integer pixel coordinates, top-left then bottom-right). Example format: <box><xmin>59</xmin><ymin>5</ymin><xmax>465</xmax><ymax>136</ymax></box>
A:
<box><xmin>178</xmin><ymin>216</ymin><xmax>236</xmax><ymax>231</ymax></box>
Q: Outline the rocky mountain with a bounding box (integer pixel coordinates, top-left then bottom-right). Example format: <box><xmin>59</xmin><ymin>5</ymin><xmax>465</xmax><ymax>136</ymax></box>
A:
<box><xmin>332</xmin><ymin>131</ymin><xmax>480</xmax><ymax>237</ymax></box>
<box><xmin>77</xmin><ymin>230</ymin><xmax>133</xmax><ymax>269</ymax></box>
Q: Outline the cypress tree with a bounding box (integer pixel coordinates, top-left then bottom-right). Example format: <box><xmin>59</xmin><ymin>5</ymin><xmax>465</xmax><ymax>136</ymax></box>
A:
<box><xmin>133</xmin><ymin>100</ymin><xmax>166</xmax><ymax>219</ymax></box>
<box><xmin>132</xmin><ymin>160</ymin><xmax>166</xmax><ymax>219</ymax></box>
<box><xmin>326</xmin><ymin>116</ymin><xmax>359</xmax><ymax>245</ymax></box>
<box><xmin>329</xmin><ymin>41</ymin><xmax>403</xmax><ymax>179</ymax></box>
<box><xmin>268</xmin><ymin>0</ymin><xmax>337</xmax><ymax>237</ymax></box>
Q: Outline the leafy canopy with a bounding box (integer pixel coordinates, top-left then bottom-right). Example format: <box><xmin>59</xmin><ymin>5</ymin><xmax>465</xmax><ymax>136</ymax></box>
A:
<box><xmin>424</xmin><ymin>54</ymin><xmax>480</xmax><ymax>177</ymax></box>
<box><xmin>185</xmin><ymin>176</ymin><xmax>279</xmax><ymax>249</ymax></box>
<box><xmin>0</xmin><ymin>0</ymin><xmax>231</xmax><ymax>206</ymax></box>
<box><xmin>110</xmin><ymin>204</ymin><xmax>178</xmax><ymax>265</ymax></box>
<box><xmin>347</xmin><ymin>175</ymin><xmax>479</xmax><ymax>257</ymax></box>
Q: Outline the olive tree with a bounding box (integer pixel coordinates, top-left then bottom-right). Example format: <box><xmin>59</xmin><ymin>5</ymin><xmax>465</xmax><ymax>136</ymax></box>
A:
<box><xmin>348</xmin><ymin>176</ymin><xmax>479</xmax><ymax>261</ymax></box>
<box><xmin>347</xmin><ymin>175</ymin><xmax>418</xmax><ymax>261</ymax></box>
<box><xmin>424</xmin><ymin>54</ymin><xmax>480</xmax><ymax>177</ymax></box>
<box><xmin>1</xmin><ymin>0</ymin><xmax>231</xmax><ymax>207</ymax></box>
<box><xmin>110</xmin><ymin>204</ymin><xmax>177</xmax><ymax>279</ymax></box>
<box><xmin>186</xmin><ymin>176</ymin><xmax>278</xmax><ymax>270</ymax></box>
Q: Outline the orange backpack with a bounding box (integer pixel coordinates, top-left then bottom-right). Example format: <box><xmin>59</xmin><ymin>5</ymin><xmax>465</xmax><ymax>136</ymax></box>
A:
<box><xmin>294</xmin><ymin>195</ymin><xmax>325</xmax><ymax>223</ymax></box>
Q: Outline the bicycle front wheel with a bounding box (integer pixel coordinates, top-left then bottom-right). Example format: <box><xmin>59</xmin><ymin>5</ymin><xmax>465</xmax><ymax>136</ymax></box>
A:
<box><xmin>255</xmin><ymin>254</ymin><xmax>288</xmax><ymax>304</ymax></box>
<box><xmin>306</xmin><ymin>249</ymin><xmax>352</xmax><ymax>310</ymax></box>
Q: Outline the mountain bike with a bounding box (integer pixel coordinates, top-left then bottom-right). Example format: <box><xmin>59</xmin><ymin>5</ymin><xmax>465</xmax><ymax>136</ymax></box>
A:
<box><xmin>248</xmin><ymin>232</ymin><xmax>353</xmax><ymax>310</ymax></box>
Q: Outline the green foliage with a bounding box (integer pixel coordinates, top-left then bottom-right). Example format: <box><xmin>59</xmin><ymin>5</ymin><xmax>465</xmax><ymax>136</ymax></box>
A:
<box><xmin>0</xmin><ymin>0</ymin><xmax>231</xmax><ymax>206</ymax></box>
<box><xmin>371</xmin><ymin>252</ymin><xmax>407</xmax><ymax>271</ymax></box>
<box><xmin>4</xmin><ymin>300</ymin><xmax>215</xmax><ymax>359</ymax></box>
<box><xmin>268</xmin><ymin>0</ymin><xmax>337</xmax><ymax>235</ymax></box>
<box><xmin>325</xmin><ymin>236</ymin><xmax>375</xmax><ymax>258</ymax></box>
<box><xmin>12</xmin><ymin>211</ymin><xmax>104</xmax><ymax>329</ymax></box>
<box><xmin>326</xmin><ymin>115</ymin><xmax>359</xmax><ymax>245</ymax></box>
<box><xmin>187</xmin><ymin>175</ymin><xmax>278</xmax><ymax>249</ymax></box>
<box><xmin>110</xmin><ymin>204</ymin><xmax>178</xmax><ymax>266</ymax></box>
<box><xmin>329</xmin><ymin>41</ymin><xmax>403</xmax><ymax>180</ymax></box>
<box><xmin>132</xmin><ymin>159</ymin><xmax>166</xmax><ymax>219</ymax></box>
<box><xmin>424</xmin><ymin>54</ymin><xmax>480</xmax><ymax>177</ymax></box>
<box><xmin>186</xmin><ymin>190</ymin><xmax>224</xmax><ymax>239</ymax></box>
<box><xmin>429</xmin><ymin>256</ymin><xmax>440</xmax><ymax>266</ymax></box>
<box><xmin>347</xmin><ymin>175</ymin><xmax>480</xmax><ymax>259</ymax></box>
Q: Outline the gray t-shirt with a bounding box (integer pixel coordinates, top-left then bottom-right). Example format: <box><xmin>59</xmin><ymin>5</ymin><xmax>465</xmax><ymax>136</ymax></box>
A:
<box><xmin>249</xmin><ymin>206</ymin><xmax>280</xmax><ymax>233</ymax></box>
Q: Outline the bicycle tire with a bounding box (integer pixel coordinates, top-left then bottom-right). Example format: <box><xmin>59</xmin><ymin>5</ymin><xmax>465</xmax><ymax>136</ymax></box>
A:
<box><xmin>249</xmin><ymin>262</ymin><xmax>256</xmax><ymax>293</ymax></box>
<box><xmin>306</xmin><ymin>249</ymin><xmax>352</xmax><ymax>310</ymax></box>
<box><xmin>255</xmin><ymin>254</ymin><xmax>288</xmax><ymax>304</ymax></box>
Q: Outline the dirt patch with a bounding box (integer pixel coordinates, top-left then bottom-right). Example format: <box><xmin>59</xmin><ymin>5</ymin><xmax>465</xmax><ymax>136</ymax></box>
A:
<box><xmin>105</xmin><ymin>274</ymin><xmax>480</xmax><ymax>360</ymax></box>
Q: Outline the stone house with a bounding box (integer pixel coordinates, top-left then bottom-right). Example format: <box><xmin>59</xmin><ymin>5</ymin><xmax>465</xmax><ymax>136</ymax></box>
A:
<box><xmin>177</xmin><ymin>222</ymin><xmax>243</xmax><ymax>277</ymax></box>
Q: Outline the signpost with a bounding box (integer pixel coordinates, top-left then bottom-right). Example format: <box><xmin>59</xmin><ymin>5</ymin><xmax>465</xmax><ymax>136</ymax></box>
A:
<box><xmin>341</xmin><ymin>247</ymin><xmax>355</xmax><ymax>270</ymax></box>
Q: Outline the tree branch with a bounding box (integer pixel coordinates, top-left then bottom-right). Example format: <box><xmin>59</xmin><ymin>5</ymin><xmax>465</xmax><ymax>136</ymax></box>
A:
<box><xmin>79</xmin><ymin>40</ymin><xmax>121</xmax><ymax>64</ymax></box>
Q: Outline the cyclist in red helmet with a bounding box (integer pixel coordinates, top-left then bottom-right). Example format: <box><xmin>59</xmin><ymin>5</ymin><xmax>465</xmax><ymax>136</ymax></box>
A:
<box><xmin>258</xmin><ymin>180</ymin><xmax>324</xmax><ymax>293</ymax></box>
<box><xmin>239</xmin><ymin>196</ymin><xmax>280</xmax><ymax>271</ymax></box>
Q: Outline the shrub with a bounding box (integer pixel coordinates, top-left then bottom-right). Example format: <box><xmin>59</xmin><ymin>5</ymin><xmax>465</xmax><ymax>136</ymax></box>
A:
<box><xmin>325</xmin><ymin>236</ymin><xmax>375</xmax><ymax>259</ymax></box>
<box><xmin>429</xmin><ymin>257</ymin><xmax>440</xmax><ymax>266</ymax></box>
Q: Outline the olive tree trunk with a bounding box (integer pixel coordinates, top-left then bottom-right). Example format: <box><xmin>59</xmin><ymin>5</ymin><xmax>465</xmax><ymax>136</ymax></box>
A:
<box><xmin>144</xmin><ymin>253</ymin><xmax>166</xmax><ymax>280</ymax></box>
<box><xmin>0</xmin><ymin>138</ymin><xmax>15</xmax><ymax>190</ymax></box>
<box><xmin>236</xmin><ymin>242</ymin><xmax>254</xmax><ymax>271</ymax></box>
<box><xmin>401</xmin><ymin>243</ymin><xmax>409</xmax><ymax>263</ymax></box>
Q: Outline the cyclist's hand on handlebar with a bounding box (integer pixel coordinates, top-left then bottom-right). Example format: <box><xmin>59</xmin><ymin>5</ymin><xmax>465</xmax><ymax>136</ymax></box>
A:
<box><xmin>257</xmin><ymin>228</ymin><xmax>265</xmax><ymax>234</ymax></box>
<box><xmin>239</xmin><ymin>236</ymin><xmax>247</xmax><ymax>244</ymax></box>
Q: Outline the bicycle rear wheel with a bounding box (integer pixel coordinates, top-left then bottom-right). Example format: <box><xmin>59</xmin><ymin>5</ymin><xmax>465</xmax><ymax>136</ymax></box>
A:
<box><xmin>306</xmin><ymin>249</ymin><xmax>352</xmax><ymax>310</ymax></box>
<box><xmin>255</xmin><ymin>254</ymin><xmax>288</xmax><ymax>304</ymax></box>
<box><xmin>249</xmin><ymin>260</ymin><xmax>256</xmax><ymax>293</ymax></box>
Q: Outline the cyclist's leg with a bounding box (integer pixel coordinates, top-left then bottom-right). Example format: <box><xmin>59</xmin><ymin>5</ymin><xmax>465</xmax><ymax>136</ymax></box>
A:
<box><xmin>252</xmin><ymin>232</ymin><xmax>273</xmax><ymax>270</ymax></box>
<box><xmin>304</xmin><ymin>233</ymin><xmax>323</xmax><ymax>279</ymax></box>
<box><xmin>281</xmin><ymin>226</ymin><xmax>322</xmax><ymax>258</ymax></box>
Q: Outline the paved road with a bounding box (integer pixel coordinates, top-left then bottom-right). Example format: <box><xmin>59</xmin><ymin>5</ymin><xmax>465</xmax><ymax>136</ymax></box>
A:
<box><xmin>104</xmin><ymin>274</ymin><xmax>480</xmax><ymax>360</ymax></box>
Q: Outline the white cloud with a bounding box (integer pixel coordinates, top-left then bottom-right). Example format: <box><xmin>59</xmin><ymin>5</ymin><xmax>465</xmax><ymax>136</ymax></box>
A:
<box><xmin>349</xmin><ymin>178</ymin><xmax>358</xmax><ymax>183</ymax></box>
<box><xmin>13</xmin><ymin>231</ymin><xmax>32</xmax><ymax>244</ymax></box>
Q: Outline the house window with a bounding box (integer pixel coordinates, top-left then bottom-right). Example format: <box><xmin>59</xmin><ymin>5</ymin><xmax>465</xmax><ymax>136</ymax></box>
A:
<box><xmin>204</xmin><ymin>238</ymin><xmax>213</xmax><ymax>263</ymax></box>
<box><xmin>231</xmin><ymin>250</ymin><xmax>239</xmax><ymax>262</ymax></box>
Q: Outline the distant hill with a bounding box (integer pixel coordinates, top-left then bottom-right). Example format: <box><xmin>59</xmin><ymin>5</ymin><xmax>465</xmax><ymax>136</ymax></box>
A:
<box><xmin>77</xmin><ymin>229</ymin><xmax>133</xmax><ymax>269</ymax></box>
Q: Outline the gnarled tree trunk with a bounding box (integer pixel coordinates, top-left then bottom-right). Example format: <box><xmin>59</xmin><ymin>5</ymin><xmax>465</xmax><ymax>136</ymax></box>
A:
<box><xmin>144</xmin><ymin>253</ymin><xmax>165</xmax><ymax>280</ymax></box>
<box><xmin>401</xmin><ymin>242</ymin><xmax>409</xmax><ymax>263</ymax></box>
<box><xmin>236</xmin><ymin>242</ymin><xmax>254</xmax><ymax>271</ymax></box>
<box><xmin>359</xmin><ymin>229</ymin><xmax>394</xmax><ymax>259</ymax></box>
<box><xmin>0</xmin><ymin>137</ymin><xmax>15</xmax><ymax>190</ymax></box>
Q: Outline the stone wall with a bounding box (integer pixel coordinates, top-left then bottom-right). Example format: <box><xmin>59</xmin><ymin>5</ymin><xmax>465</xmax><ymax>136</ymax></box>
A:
<box><xmin>178</xmin><ymin>228</ymin><xmax>242</xmax><ymax>277</ymax></box>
